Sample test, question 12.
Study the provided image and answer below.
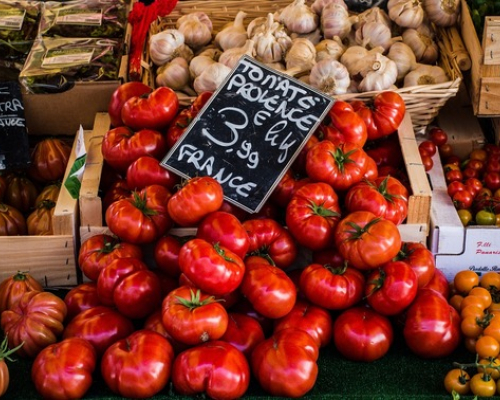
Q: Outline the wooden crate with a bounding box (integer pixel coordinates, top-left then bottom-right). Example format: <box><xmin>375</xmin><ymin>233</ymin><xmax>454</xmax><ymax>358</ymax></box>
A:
<box><xmin>79</xmin><ymin>111</ymin><xmax>431</xmax><ymax>244</ymax></box>
<box><xmin>460</xmin><ymin>0</ymin><xmax>500</xmax><ymax>116</ymax></box>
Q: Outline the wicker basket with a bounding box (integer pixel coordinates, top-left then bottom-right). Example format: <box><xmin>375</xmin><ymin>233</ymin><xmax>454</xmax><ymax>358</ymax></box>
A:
<box><xmin>142</xmin><ymin>0</ymin><xmax>462</xmax><ymax>133</ymax></box>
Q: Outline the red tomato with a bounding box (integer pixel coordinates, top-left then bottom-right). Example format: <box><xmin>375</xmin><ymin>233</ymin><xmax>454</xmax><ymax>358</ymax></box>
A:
<box><xmin>196</xmin><ymin>211</ymin><xmax>250</xmax><ymax>259</ymax></box>
<box><xmin>172</xmin><ymin>340</ymin><xmax>250</xmax><ymax>399</ymax></box>
<box><xmin>484</xmin><ymin>171</ymin><xmax>500</xmax><ymax>191</ymax></box>
<box><xmin>101</xmin><ymin>330</ymin><xmax>175</xmax><ymax>398</ymax></box>
<box><xmin>273</xmin><ymin>299</ymin><xmax>333</xmax><ymax>348</ymax></box>
<box><xmin>270</xmin><ymin>169</ymin><xmax>311</xmax><ymax>208</ymax></box>
<box><xmin>422</xmin><ymin>268</ymin><xmax>450</xmax><ymax>299</ymax></box>
<box><xmin>101</xmin><ymin>126</ymin><xmax>168</xmax><ymax>172</ymax></box>
<box><xmin>165</xmin><ymin>108</ymin><xmax>195</xmax><ymax>149</ymax></box>
<box><xmin>239</xmin><ymin>261</ymin><xmax>297</xmax><ymax>319</ymax></box>
<box><xmin>126</xmin><ymin>155</ymin><xmax>180</xmax><ymax>191</ymax></box>
<box><xmin>364</xmin><ymin>261</ymin><xmax>418</xmax><ymax>316</ymax></box>
<box><xmin>344</xmin><ymin>175</ymin><xmax>409</xmax><ymax>225</ymax></box>
<box><xmin>0</xmin><ymin>271</ymin><xmax>43</xmax><ymax>314</ymax></box>
<box><xmin>242</xmin><ymin>218</ymin><xmax>298</xmax><ymax>269</ymax></box>
<box><xmin>63</xmin><ymin>306</ymin><xmax>135</xmax><ymax>358</ymax></box>
<box><xmin>404</xmin><ymin>289</ymin><xmax>461</xmax><ymax>358</ymax></box>
<box><xmin>251</xmin><ymin>328</ymin><xmax>319</xmax><ymax>397</ymax></box>
<box><xmin>97</xmin><ymin>258</ymin><xmax>162</xmax><ymax>319</ymax></box>
<box><xmin>428</xmin><ymin>127</ymin><xmax>448</xmax><ymax>146</ymax></box>
<box><xmin>121</xmin><ymin>86</ymin><xmax>179</xmax><ymax>131</ymax></box>
<box><xmin>334</xmin><ymin>211</ymin><xmax>402</xmax><ymax>270</ymax></box>
<box><xmin>419</xmin><ymin>140</ymin><xmax>437</xmax><ymax>157</ymax></box>
<box><xmin>1</xmin><ymin>291</ymin><xmax>67</xmax><ymax>358</ymax></box>
<box><xmin>78</xmin><ymin>234</ymin><xmax>143</xmax><ymax>282</ymax></box>
<box><xmin>31</xmin><ymin>338</ymin><xmax>96</xmax><ymax>400</ymax></box>
<box><xmin>102</xmin><ymin>179</ymin><xmax>132</xmax><ymax>211</ymax></box>
<box><xmin>351</xmin><ymin>91</ymin><xmax>406</xmax><ymax>140</ymax></box>
<box><xmin>154</xmin><ymin>234</ymin><xmax>192</xmax><ymax>278</ymax></box>
<box><xmin>305</xmin><ymin>141</ymin><xmax>369</xmax><ymax>191</ymax></box>
<box><xmin>292</xmin><ymin>135</ymin><xmax>320</xmax><ymax>175</ymax></box>
<box><xmin>299</xmin><ymin>263</ymin><xmax>364</xmax><ymax>310</ymax></box>
<box><xmin>63</xmin><ymin>282</ymin><xmax>101</xmax><ymax>322</ymax></box>
<box><xmin>107</xmin><ymin>81</ymin><xmax>152</xmax><ymax>127</ymax></box>
<box><xmin>395</xmin><ymin>242</ymin><xmax>436</xmax><ymax>288</ymax></box>
<box><xmin>333</xmin><ymin>305</ymin><xmax>393</xmax><ymax>362</ymax></box>
<box><xmin>0</xmin><ymin>203</ymin><xmax>26</xmax><ymax>236</ymax></box>
<box><xmin>452</xmin><ymin>189</ymin><xmax>474</xmax><ymax>210</ymax></box>
<box><xmin>285</xmin><ymin>182</ymin><xmax>341</xmax><ymax>251</ymax></box>
<box><xmin>316</xmin><ymin>100</ymin><xmax>368</xmax><ymax>147</ymax></box>
<box><xmin>3</xmin><ymin>175</ymin><xmax>38</xmax><ymax>214</ymax></box>
<box><xmin>421</xmin><ymin>154</ymin><xmax>434</xmax><ymax>171</ymax></box>
<box><xmin>143</xmin><ymin>309</ymin><xmax>189</xmax><ymax>355</ymax></box>
<box><xmin>445</xmin><ymin>168</ymin><xmax>464</xmax><ymax>183</ymax></box>
<box><xmin>221</xmin><ymin>312</ymin><xmax>266</xmax><ymax>359</ymax></box>
<box><xmin>161</xmin><ymin>286</ymin><xmax>228</xmax><ymax>346</ymax></box>
<box><xmin>29</xmin><ymin>138</ymin><xmax>71</xmax><ymax>183</ymax></box>
<box><xmin>365</xmin><ymin>134</ymin><xmax>404</xmax><ymax>169</ymax></box>
<box><xmin>106</xmin><ymin>184</ymin><xmax>172</xmax><ymax>244</ymax></box>
<box><xmin>167</xmin><ymin>176</ymin><xmax>224</xmax><ymax>227</ymax></box>
<box><xmin>363</xmin><ymin>154</ymin><xmax>379</xmax><ymax>180</ymax></box>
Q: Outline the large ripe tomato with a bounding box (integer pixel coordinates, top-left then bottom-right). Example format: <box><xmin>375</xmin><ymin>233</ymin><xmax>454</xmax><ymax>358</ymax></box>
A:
<box><xmin>63</xmin><ymin>306</ymin><xmax>135</xmax><ymax>358</ymax></box>
<box><xmin>4</xmin><ymin>175</ymin><xmax>38</xmax><ymax>214</ymax></box>
<box><xmin>333</xmin><ymin>305</ymin><xmax>394</xmax><ymax>362</ymax></box>
<box><xmin>165</xmin><ymin>108</ymin><xmax>195</xmax><ymax>149</ymax></box>
<box><xmin>299</xmin><ymin>263</ymin><xmax>365</xmax><ymax>310</ymax></box>
<box><xmin>29</xmin><ymin>138</ymin><xmax>71</xmax><ymax>183</ymax></box>
<box><xmin>344</xmin><ymin>175</ymin><xmax>409</xmax><ymax>225</ymax></box>
<box><xmin>172</xmin><ymin>340</ymin><xmax>250</xmax><ymax>399</ymax></box>
<box><xmin>251</xmin><ymin>328</ymin><xmax>319</xmax><ymax>398</ymax></box>
<box><xmin>121</xmin><ymin>86</ymin><xmax>179</xmax><ymax>131</ymax></box>
<box><xmin>31</xmin><ymin>338</ymin><xmax>96</xmax><ymax>400</ymax></box>
<box><xmin>27</xmin><ymin>200</ymin><xmax>55</xmax><ymax>235</ymax></box>
<box><xmin>239</xmin><ymin>260</ymin><xmax>297</xmax><ymax>319</ymax></box>
<box><xmin>97</xmin><ymin>258</ymin><xmax>162</xmax><ymax>320</ymax></box>
<box><xmin>422</xmin><ymin>268</ymin><xmax>450</xmax><ymax>299</ymax></box>
<box><xmin>102</xmin><ymin>179</ymin><xmax>132</xmax><ymax>212</ymax></box>
<box><xmin>365</xmin><ymin>134</ymin><xmax>404</xmax><ymax>169</ymax></box>
<box><xmin>270</xmin><ymin>169</ymin><xmax>311</xmax><ymax>208</ymax></box>
<box><xmin>334</xmin><ymin>211</ymin><xmax>401</xmax><ymax>270</ymax></box>
<box><xmin>196</xmin><ymin>211</ymin><xmax>250</xmax><ymax>259</ymax></box>
<box><xmin>178</xmin><ymin>238</ymin><xmax>245</xmax><ymax>296</ymax></box>
<box><xmin>242</xmin><ymin>218</ymin><xmax>298</xmax><ymax>269</ymax></box>
<box><xmin>305</xmin><ymin>141</ymin><xmax>369</xmax><ymax>191</ymax></box>
<box><xmin>285</xmin><ymin>182</ymin><xmax>341</xmax><ymax>251</ymax></box>
<box><xmin>221</xmin><ymin>312</ymin><xmax>266</xmax><ymax>359</ymax></box>
<box><xmin>1</xmin><ymin>291</ymin><xmax>67</xmax><ymax>358</ymax></box>
<box><xmin>108</xmin><ymin>81</ymin><xmax>152</xmax><ymax>127</ymax></box>
<box><xmin>350</xmin><ymin>91</ymin><xmax>406</xmax><ymax>140</ymax></box>
<box><xmin>394</xmin><ymin>242</ymin><xmax>436</xmax><ymax>288</ymax></box>
<box><xmin>106</xmin><ymin>184</ymin><xmax>172</xmax><ymax>244</ymax></box>
<box><xmin>273</xmin><ymin>299</ymin><xmax>333</xmax><ymax>348</ymax></box>
<box><xmin>161</xmin><ymin>286</ymin><xmax>228</xmax><ymax>346</ymax></box>
<box><xmin>0</xmin><ymin>203</ymin><xmax>26</xmax><ymax>236</ymax></box>
<box><xmin>63</xmin><ymin>282</ymin><xmax>101</xmax><ymax>322</ymax></box>
<box><xmin>403</xmin><ymin>289</ymin><xmax>461</xmax><ymax>358</ymax></box>
<box><xmin>154</xmin><ymin>234</ymin><xmax>192</xmax><ymax>278</ymax></box>
<box><xmin>126</xmin><ymin>155</ymin><xmax>180</xmax><ymax>191</ymax></box>
<box><xmin>101</xmin><ymin>126</ymin><xmax>168</xmax><ymax>172</ymax></box>
<box><xmin>364</xmin><ymin>261</ymin><xmax>418</xmax><ymax>316</ymax></box>
<box><xmin>316</xmin><ymin>100</ymin><xmax>368</xmax><ymax>147</ymax></box>
<box><xmin>0</xmin><ymin>271</ymin><xmax>43</xmax><ymax>314</ymax></box>
<box><xmin>167</xmin><ymin>176</ymin><xmax>224</xmax><ymax>227</ymax></box>
<box><xmin>78</xmin><ymin>233</ymin><xmax>143</xmax><ymax>281</ymax></box>
<box><xmin>101</xmin><ymin>330</ymin><xmax>175</xmax><ymax>398</ymax></box>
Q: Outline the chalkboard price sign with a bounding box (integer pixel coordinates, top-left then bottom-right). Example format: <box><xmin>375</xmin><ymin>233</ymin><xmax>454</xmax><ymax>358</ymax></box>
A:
<box><xmin>0</xmin><ymin>81</ymin><xmax>30</xmax><ymax>171</ymax></box>
<box><xmin>161</xmin><ymin>56</ymin><xmax>333</xmax><ymax>213</ymax></box>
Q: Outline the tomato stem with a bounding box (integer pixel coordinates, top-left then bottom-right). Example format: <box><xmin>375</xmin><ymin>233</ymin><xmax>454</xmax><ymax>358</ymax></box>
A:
<box><xmin>0</xmin><ymin>336</ymin><xmax>24</xmax><ymax>362</ymax></box>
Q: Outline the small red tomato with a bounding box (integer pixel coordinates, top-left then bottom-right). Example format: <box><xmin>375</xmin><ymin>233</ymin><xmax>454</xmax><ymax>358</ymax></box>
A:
<box><xmin>419</xmin><ymin>140</ymin><xmax>437</xmax><ymax>157</ymax></box>
<box><xmin>428</xmin><ymin>127</ymin><xmax>448</xmax><ymax>146</ymax></box>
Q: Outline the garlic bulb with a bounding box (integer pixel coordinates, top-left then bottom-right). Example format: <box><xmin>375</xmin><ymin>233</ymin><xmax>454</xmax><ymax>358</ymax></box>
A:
<box><xmin>148</xmin><ymin>29</ymin><xmax>185</xmax><ymax>66</ymax></box>
<box><xmin>340</xmin><ymin>45</ymin><xmax>385</xmax><ymax>77</ymax></box>
<box><xmin>311</xmin><ymin>0</ymin><xmax>348</xmax><ymax>15</ymax></box>
<box><xmin>387</xmin><ymin>41</ymin><xmax>417</xmax><ymax>80</ymax></box>
<box><xmin>253</xmin><ymin>13</ymin><xmax>292</xmax><ymax>63</ymax></box>
<box><xmin>156</xmin><ymin>57</ymin><xmax>196</xmax><ymax>96</ymax></box>
<box><xmin>403</xmin><ymin>63</ymin><xmax>449</xmax><ymax>86</ymax></box>
<box><xmin>176</xmin><ymin>44</ymin><xmax>195</xmax><ymax>63</ymax></box>
<box><xmin>285</xmin><ymin>38</ymin><xmax>316</xmax><ymax>73</ymax></box>
<box><xmin>422</xmin><ymin>0</ymin><xmax>460</xmax><ymax>27</ymax></box>
<box><xmin>321</xmin><ymin>2</ymin><xmax>358</xmax><ymax>40</ymax></box>
<box><xmin>215</xmin><ymin>11</ymin><xmax>248</xmax><ymax>51</ymax></box>
<box><xmin>219</xmin><ymin>40</ymin><xmax>255</xmax><ymax>69</ymax></box>
<box><xmin>358</xmin><ymin>53</ymin><xmax>398</xmax><ymax>92</ymax></box>
<box><xmin>355</xmin><ymin>20</ymin><xmax>396</xmax><ymax>51</ymax></box>
<box><xmin>193</xmin><ymin>63</ymin><xmax>231</xmax><ymax>94</ymax></box>
<box><xmin>176</xmin><ymin>12</ymin><xmax>213</xmax><ymax>50</ymax></box>
<box><xmin>279</xmin><ymin>0</ymin><xmax>318</xmax><ymax>34</ymax></box>
<box><xmin>316</xmin><ymin>37</ymin><xmax>345</xmax><ymax>61</ymax></box>
<box><xmin>387</xmin><ymin>0</ymin><xmax>426</xmax><ymax>29</ymax></box>
<box><xmin>309</xmin><ymin>59</ymin><xmax>350</xmax><ymax>95</ymax></box>
<box><xmin>189</xmin><ymin>48</ymin><xmax>221</xmax><ymax>79</ymax></box>
<box><xmin>354</xmin><ymin>7</ymin><xmax>391</xmax><ymax>30</ymax></box>
<box><xmin>291</xmin><ymin>29</ymin><xmax>323</xmax><ymax>45</ymax></box>
<box><xmin>402</xmin><ymin>24</ymin><xmax>439</xmax><ymax>64</ymax></box>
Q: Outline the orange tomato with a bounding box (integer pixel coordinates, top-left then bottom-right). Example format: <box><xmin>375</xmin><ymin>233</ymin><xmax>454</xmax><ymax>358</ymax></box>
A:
<box><xmin>454</xmin><ymin>270</ymin><xmax>480</xmax><ymax>295</ymax></box>
<box><xmin>481</xmin><ymin>272</ymin><xmax>500</xmax><ymax>291</ymax></box>
<box><xmin>469</xmin><ymin>287</ymin><xmax>493</xmax><ymax>309</ymax></box>
<box><xmin>476</xmin><ymin>335</ymin><xmax>500</xmax><ymax>359</ymax></box>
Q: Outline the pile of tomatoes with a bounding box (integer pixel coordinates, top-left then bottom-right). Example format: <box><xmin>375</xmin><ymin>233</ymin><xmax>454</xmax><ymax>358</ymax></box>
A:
<box><xmin>445</xmin><ymin>270</ymin><xmax>500</xmax><ymax>397</ymax></box>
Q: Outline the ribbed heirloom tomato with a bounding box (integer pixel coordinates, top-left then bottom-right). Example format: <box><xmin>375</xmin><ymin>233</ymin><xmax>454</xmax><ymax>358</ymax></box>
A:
<box><xmin>395</xmin><ymin>241</ymin><xmax>436</xmax><ymax>288</ymax></box>
<box><xmin>0</xmin><ymin>271</ymin><xmax>43</xmax><ymax>314</ymax></box>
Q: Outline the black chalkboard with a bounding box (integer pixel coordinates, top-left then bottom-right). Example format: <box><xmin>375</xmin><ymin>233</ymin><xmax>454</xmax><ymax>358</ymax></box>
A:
<box><xmin>161</xmin><ymin>56</ymin><xmax>333</xmax><ymax>213</ymax></box>
<box><xmin>0</xmin><ymin>81</ymin><xmax>30</xmax><ymax>171</ymax></box>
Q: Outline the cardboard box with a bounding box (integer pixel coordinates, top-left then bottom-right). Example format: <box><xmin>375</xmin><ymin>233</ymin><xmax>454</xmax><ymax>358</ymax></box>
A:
<box><xmin>460</xmin><ymin>0</ymin><xmax>500</xmax><ymax>116</ymax></box>
<box><xmin>428</xmin><ymin>148</ymin><xmax>500</xmax><ymax>281</ymax></box>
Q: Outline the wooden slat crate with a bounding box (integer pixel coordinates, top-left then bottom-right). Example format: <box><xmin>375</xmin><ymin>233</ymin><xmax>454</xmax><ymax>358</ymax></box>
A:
<box><xmin>79</xmin><ymin>111</ymin><xmax>431</xmax><ymax>245</ymax></box>
<box><xmin>460</xmin><ymin>0</ymin><xmax>500</xmax><ymax>116</ymax></box>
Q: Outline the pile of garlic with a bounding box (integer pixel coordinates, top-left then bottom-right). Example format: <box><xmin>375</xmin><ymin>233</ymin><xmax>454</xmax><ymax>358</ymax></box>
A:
<box><xmin>148</xmin><ymin>0</ymin><xmax>460</xmax><ymax>96</ymax></box>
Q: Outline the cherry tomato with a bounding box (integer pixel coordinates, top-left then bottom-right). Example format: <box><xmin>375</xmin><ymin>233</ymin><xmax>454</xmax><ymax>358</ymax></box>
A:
<box><xmin>476</xmin><ymin>209</ymin><xmax>497</xmax><ymax>225</ymax></box>
<box><xmin>443</xmin><ymin>368</ymin><xmax>470</xmax><ymax>395</ymax></box>
<box><xmin>428</xmin><ymin>127</ymin><xmax>448</xmax><ymax>147</ymax></box>
<box><xmin>470</xmin><ymin>373</ymin><xmax>496</xmax><ymax>397</ymax></box>
<box><xmin>454</xmin><ymin>270</ymin><xmax>480</xmax><ymax>295</ymax></box>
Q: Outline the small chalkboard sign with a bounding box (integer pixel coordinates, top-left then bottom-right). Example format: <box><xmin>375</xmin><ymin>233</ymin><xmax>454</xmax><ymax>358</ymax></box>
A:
<box><xmin>161</xmin><ymin>56</ymin><xmax>333</xmax><ymax>213</ymax></box>
<box><xmin>0</xmin><ymin>81</ymin><xmax>30</xmax><ymax>171</ymax></box>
